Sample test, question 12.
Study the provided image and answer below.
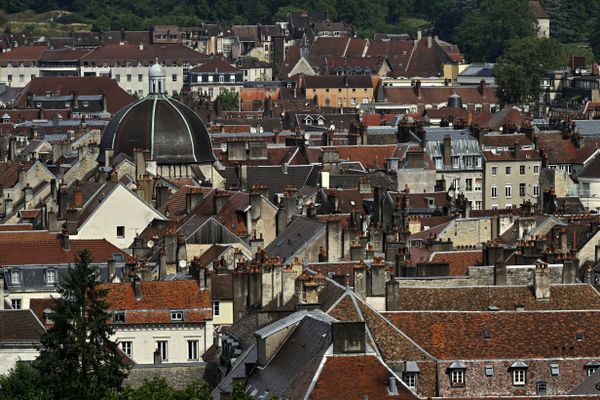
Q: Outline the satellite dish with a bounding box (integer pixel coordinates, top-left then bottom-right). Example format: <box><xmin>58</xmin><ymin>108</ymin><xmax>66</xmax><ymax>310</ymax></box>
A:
<box><xmin>329</xmin><ymin>124</ymin><xmax>335</xmax><ymax>131</ymax></box>
<box><xmin>147</xmin><ymin>240</ymin><xmax>154</xmax><ymax>248</ymax></box>
<box><xmin>178</xmin><ymin>259</ymin><xmax>187</xmax><ymax>269</ymax></box>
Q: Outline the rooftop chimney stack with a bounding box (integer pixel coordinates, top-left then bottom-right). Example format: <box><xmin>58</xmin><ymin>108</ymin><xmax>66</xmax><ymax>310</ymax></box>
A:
<box><xmin>534</xmin><ymin>260</ymin><xmax>550</xmax><ymax>300</ymax></box>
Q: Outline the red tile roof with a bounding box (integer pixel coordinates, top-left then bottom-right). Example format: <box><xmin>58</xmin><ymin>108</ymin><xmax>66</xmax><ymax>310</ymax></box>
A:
<box><xmin>309</xmin><ymin>354</ymin><xmax>418</xmax><ymax>400</ymax></box>
<box><xmin>480</xmin><ymin>133</ymin><xmax>533</xmax><ymax>147</ymax></box>
<box><xmin>335</xmin><ymin>145</ymin><xmax>398</xmax><ymax>169</ymax></box>
<box><xmin>99</xmin><ymin>280</ymin><xmax>212</xmax><ymax>324</ymax></box>
<box><xmin>0</xmin><ymin>231</ymin><xmax>130</xmax><ymax>265</ymax></box>
<box><xmin>482</xmin><ymin>149</ymin><xmax>541</xmax><ymax>161</ymax></box>
<box><xmin>0</xmin><ymin>46</ymin><xmax>47</xmax><ymax>64</ymax></box>
<box><xmin>0</xmin><ymin>160</ymin><xmax>34</xmax><ymax>188</ymax></box>
<box><xmin>384</xmin><ymin>86</ymin><xmax>497</xmax><ymax>105</ymax></box>
<box><xmin>190</xmin><ymin>58</ymin><xmax>241</xmax><ymax>74</ymax></box>
<box><xmin>429</xmin><ymin>250</ymin><xmax>483</xmax><ymax>275</ymax></box>
<box><xmin>80</xmin><ymin>44</ymin><xmax>209</xmax><ymax>65</ymax></box>
<box><xmin>0</xmin><ymin>223</ymin><xmax>33</xmax><ymax>231</ymax></box>
<box><xmin>384</xmin><ymin>310</ymin><xmax>600</xmax><ymax>360</ymax></box>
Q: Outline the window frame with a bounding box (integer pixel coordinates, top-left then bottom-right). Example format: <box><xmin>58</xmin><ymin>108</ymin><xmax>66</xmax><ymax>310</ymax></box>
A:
<box><xmin>491</xmin><ymin>185</ymin><xmax>498</xmax><ymax>199</ymax></box>
<box><xmin>120</xmin><ymin>341</ymin><xmax>133</xmax><ymax>358</ymax></box>
<box><xmin>46</xmin><ymin>269</ymin><xmax>57</xmax><ymax>285</ymax></box>
<box><xmin>450</xmin><ymin>369</ymin><xmax>465</xmax><ymax>387</ymax></box>
<box><xmin>505</xmin><ymin>166</ymin><xmax>512</xmax><ymax>175</ymax></box>
<box><xmin>11</xmin><ymin>298</ymin><xmax>22</xmax><ymax>310</ymax></box>
<box><xmin>512</xmin><ymin>369</ymin><xmax>527</xmax><ymax>386</ymax></box>
<box><xmin>116</xmin><ymin>226</ymin><xmax>125</xmax><ymax>238</ymax></box>
<box><xmin>491</xmin><ymin>166</ymin><xmax>497</xmax><ymax>176</ymax></box>
<box><xmin>156</xmin><ymin>340</ymin><xmax>168</xmax><ymax>361</ymax></box>
<box><xmin>187</xmin><ymin>339</ymin><xmax>199</xmax><ymax>361</ymax></box>
<box><xmin>212</xmin><ymin>301</ymin><xmax>220</xmax><ymax>316</ymax></box>
<box><xmin>170</xmin><ymin>310</ymin><xmax>184</xmax><ymax>322</ymax></box>
<box><xmin>405</xmin><ymin>372</ymin><xmax>417</xmax><ymax>390</ymax></box>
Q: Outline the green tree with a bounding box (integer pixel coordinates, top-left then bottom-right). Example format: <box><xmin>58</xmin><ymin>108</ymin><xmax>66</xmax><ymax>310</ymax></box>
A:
<box><xmin>119</xmin><ymin>378</ymin><xmax>211</xmax><ymax>400</ymax></box>
<box><xmin>218</xmin><ymin>90</ymin><xmax>240</xmax><ymax>112</ymax></box>
<box><xmin>0</xmin><ymin>363</ymin><xmax>52</xmax><ymax>400</ymax></box>
<box><xmin>494</xmin><ymin>37</ymin><xmax>566</xmax><ymax>105</ymax></box>
<box><xmin>455</xmin><ymin>0</ymin><xmax>536</xmax><ymax>62</ymax></box>
<box><xmin>34</xmin><ymin>249</ymin><xmax>127</xmax><ymax>400</ymax></box>
<box><xmin>591</xmin><ymin>16</ymin><xmax>600</xmax><ymax>59</ymax></box>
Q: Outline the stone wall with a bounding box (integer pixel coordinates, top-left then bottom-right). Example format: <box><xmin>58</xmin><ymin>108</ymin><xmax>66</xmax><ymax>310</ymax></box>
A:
<box><xmin>438</xmin><ymin>218</ymin><xmax>492</xmax><ymax>247</ymax></box>
<box><xmin>125</xmin><ymin>364</ymin><xmax>207</xmax><ymax>389</ymax></box>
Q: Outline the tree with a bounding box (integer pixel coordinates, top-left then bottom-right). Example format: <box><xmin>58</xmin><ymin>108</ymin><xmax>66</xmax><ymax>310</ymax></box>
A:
<box><xmin>119</xmin><ymin>378</ymin><xmax>211</xmax><ymax>400</ymax></box>
<box><xmin>591</xmin><ymin>16</ymin><xmax>600</xmax><ymax>60</ymax></box>
<box><xmin>494</xmin><ymin>37</ymin><xmax>566</xmax><ymax>105</ymax></box>
<box><xmin>455</xmin><ymin>0</ymin><xmax>536</xmax><ymax>62</ymax></box>
<box><xmin>218</xmin><ymin>90</ymin><xmax>240</xmax><ymax>112</ymax></box>
<box><xmin>0</xmin><ymin>363</ymin><xmax>51</xmax><ymax>400</ymax></box>
<box><xmin>34</xmin><ymin>249</ymin><xmax>127</xmax><ymax>400</ymax></box>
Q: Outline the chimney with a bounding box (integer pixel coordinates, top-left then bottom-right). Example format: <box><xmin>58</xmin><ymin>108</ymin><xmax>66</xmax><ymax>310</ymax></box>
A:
<box><xmin>57</xmin><ymin>182</ymin><xmax>69</xmax><ymax>218</ymax></box>
<box><xmin>185</xmin><ymin>188</ymin><xmax>204</xmax><ymax>214</ymax></box>
<box><xmin>65</xmin><ymin>208</ymin><xmax>78</xmax><ymax>235</ymax></box>
<box><xmin>4</xmin><ymin>197</ymin><xmax>12</xmax><ymax>216</ymax></box>
<box><xmin>332</xmin><ymin>321</ymin><xmax>366</xmax><ymax>354</ymax></box>
<box><xmin>47</xmin><ymin>209</ymin><xmax>59</xmax><ymax>233</ymax></box>
<box><xmin>370</xmin><ymin>257</ymin><xmax>386</xmax><ymax>296</ymax></box>
<box><xmin>326</xmin><ymin>219</ymin><xmax>342</xmax><ymax>262</ymax></box>
<box><xmin>562</xmin><ymin>258</ymin><xmax>577</xmax><ymax>284</ymax></box>
<box><xmin>164</xmin><ymin>230</ymin><xmax>177</xmax><ymax>265</ymax></box>
<box><xmin>249</xmin><ymin>185</ymin><xmax>262</xmax><ymax>221</ymax></box>
<box><xmin>72</xmin><ymin>181</ymin><xmax>84</xmax><ymax>208</ymax></box>
<box><xmin>494</xmin><ymin>256</ymin><xmax>507</xmax><ymax>285</ymax></box>
<box><xmin>59</xmin><ymin>228</ymin><xmax>70</xmax><ymax>250</ymax></box>
<box><xmin>416</xmin><ymin>29</ymin><xmax>422</xmax><ymax>42</ymax></box>
<box><xmin>478</xmin><ymin>79</ymin><xmax>486</xmax><ymax>97</ymax></box>
<box><xmin>559</xmin><ymin>229</ymin><xmax>569</xmax><ymax>254</ymax></box>
<box><xmin>8</xmin><ymin>136</ymin><xmax>17</xmax><ymax>162</ymax></box>
<box><xmin>23</xmin><ymin>183</ymin><xmax>33</xmax><ymax>209</ymax></box>
<box><xmin>534</xmin><ymin>260</ymin><xmax>550</xmax><ymax>300</ymax></box>
<box><xmin>133</xmin><ymin>275</ymin><xmax>142</xmax><ymax>301</ymax></box>
<box><xmin>155</xmin><ymin>182</ymin><xmax>170</xmax><ymax>210</ymax></box>
<box><xmin>443</xmin><ymin>135</ymin><xmax>452</xmax><ymax>167</ymax></box>
<box><xmin>71</xmin><ymin>90</ymin><xmax>79</xmax><ymax>109</ymax></box>
<box><xmin>159</xmin><ymin>251</ymin><xmax>168</xmax><ymax>279</ymax></box>
<box><xmin>100</xmin><ymin>90</ymin><xmax>108</xmax><ymax>113</ymax></box>
<box><xmin>413</xmin><ymin>80</ymin><xmax>422</xmax><ymax>99</ymax></box>
<box><xmin>133</xmin><ymin>148</ymin><xmax>148</xmax><ymax>180</ymax></box>
<box><xmin>213</xmin><ymin>190</ymin><xmax>230</xmax><ymax>215</ymax></box>
<box><xmin>388</xmin><ymin>377</ymin><xmax>399</xmax><ymax>395</ymax></box>
<box><xmin>427</xmin><ymin>36</ymin><xmax>432</xmax><ymax>48</ymax></box>
<box><xmin>353</xmin><ymin>262</ymin><xmax>367</xmax><ymax>297</ymax></box>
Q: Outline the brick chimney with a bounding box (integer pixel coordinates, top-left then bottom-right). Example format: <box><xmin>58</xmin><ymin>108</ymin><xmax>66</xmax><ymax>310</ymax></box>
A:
<box><xmin>443</xmin><ymin>135</ymin><xmax>452</xmax><ymax>168</ymax></box>
<box><xmin>413</xmin><ymin>80</ymin><xmax>422</xmax><ymax>99</ymax></box>
<box><xmin>72</xmin><ymin>181</ymin><xmax>84</xmax><ymax>208</ymax></box>
<box><xmin>478</xmin><ymin>79</ymin><xmax>486</xmax><ymax>97</ymax></box>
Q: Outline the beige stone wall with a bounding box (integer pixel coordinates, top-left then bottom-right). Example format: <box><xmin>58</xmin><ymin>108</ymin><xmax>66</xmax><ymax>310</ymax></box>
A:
<box><xmin>438</xmin><ymin>218</ymin><xmax>492</xmax><ymax>247</ymax></box>
<box><xmin>483</xmin><ymin>159</ymin><xmax>541</xmax><ymax>209</ymax></box>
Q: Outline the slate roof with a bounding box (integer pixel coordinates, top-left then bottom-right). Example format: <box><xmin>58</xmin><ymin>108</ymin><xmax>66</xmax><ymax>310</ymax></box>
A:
<box><xmin>577</xmin><ymin>151</ymin><xmax>600</xmax><ymax>179</ymax></box>
<box><xmin>264</xmin><ymin>216</ymin><xmax>325</xmax><ymax>263</ymax></box>
<box><xmin>304</xmin><ymin>75</ymin><xmax>373</xmax><ymax>89</ymax></box>
<box><xmin>0</xmin><ymin>309</ymin><xmax>45</xmax><ymax>341</ymax></box>
<box><xmin>384</xmin><ymin>310</ymin><xmax>600</xmax><ymax>360</ymax></box>
<box><xmin>535</xmin><ymin>132</ymin><xmax>600</xmax><ymax>165</ymax></box>
<box><xmin>390</xmin><ymin>284</ymin><xmax>600</xmax><ymax>311</ymax></box>
<box><xmin>80</xmin><ymin>44</ymin><xmax>209</xmax><ymax>65</ymax></box>
<box><xmin>575</xmin><ymin>120</ymin><xmax>600</xmax><ymax>136</ymax></box>
<box><xmin>99</xmin><ymin>280</ymin><xmax>212</xmax><ymax>324</ymax></box>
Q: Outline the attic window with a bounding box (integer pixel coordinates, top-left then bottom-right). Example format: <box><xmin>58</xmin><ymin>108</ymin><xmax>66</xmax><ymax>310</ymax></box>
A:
<box><xmin>484</xmin><ymin>366</ymin><xmax>494</xmax><ymax>377</ymax></box>
<box><xmin>112</xmin><ymin>253</ymin><xmax>124</xmax><ymax>262</ymax></box>
<box><xmin>515</xmin><ymin>304</ymin><xmax>525</xmax><ymax>312</ymax></box>
<box><xmin>170</xmin><ymin>310</ymin><xmax>184</xmax><ymax>321</ymax></box>
<box><xmin>482</xmin><ymin>330</ymin><xmax>491</xmax><ymax>339</ymax></box>
<box><xmin>576</xmin><ymin>332</ymin><xmax>584</xmax><ymax>341</ymax></box>
<box><xmin>550</xmin><ymin>364</ymin><xmax>560</xmax><ymax>376</ymax></box>
<box><xmin>113</xmin><ymin>311</ymin><xmax>125</xmax><ymax>323</ymax></box>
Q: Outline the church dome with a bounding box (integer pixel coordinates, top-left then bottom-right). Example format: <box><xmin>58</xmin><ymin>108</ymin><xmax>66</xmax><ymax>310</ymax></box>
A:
<box><xmin>98</xmin><ymin>95</ymin><xmax>215</xmax><ymax>165</ymax></box>
<box><xmin>99</xmin><ymin>61</ymin><xmax>215</xmax><ymax>166</ymax></box>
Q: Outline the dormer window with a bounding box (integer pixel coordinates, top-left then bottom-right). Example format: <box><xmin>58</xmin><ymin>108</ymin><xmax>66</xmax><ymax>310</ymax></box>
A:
<box><xmin>10</xmin><ymin>270</ymin><xmax>21</xmax><ymax>286</ymax></box>
<box><xmin>170</xmin><ymin>310</ymin><xmax>183</xmax><ymax>321</ymax></box>
<box><xmin>46</xmin><ymin>269</ymin><xmax>56</xmax><ymax>285</ymax></box>
<box><xmin>511</xmin><ymin>361</ymin><xmax>528</xmax><ymax>385</ymax></box>
<box><xmin>448</xmin><ymin>361</ymin><xmax>466</xmax><ymax>387</ymax></box>
<box><xmin>404</xmin><ymin>361</ymin><xmax>420</xmax><ymax>391</ymax></box>
<box><xmin>113</xmin><ymin>311</ymin><xmax>125</xmax><ymax>323</ymax></box>
<box><xmin>586</xmin><ymin>360</ymin><xmax>600</xmax><ymax>377</ymax></box>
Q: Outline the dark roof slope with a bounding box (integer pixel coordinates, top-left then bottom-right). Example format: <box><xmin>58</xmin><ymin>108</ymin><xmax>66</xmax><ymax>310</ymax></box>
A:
<box><xmin>0</xmin><ymin>309</ymin><xmax>45</xmax><ymax>341</ymax></box>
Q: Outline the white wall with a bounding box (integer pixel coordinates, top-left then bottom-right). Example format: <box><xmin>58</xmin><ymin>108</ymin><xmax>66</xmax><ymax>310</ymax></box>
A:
<box><xmin>112</xmin><ymin>323</ymin><xmax>213</xmax><ymax>365</ymax></box>
<box><xmin>0</xmin><ymin>348</ymin><xmax>39</xmax><ymax>374</ymax></box>
<box><xmin>73</xmin><ymin>184</ymin><xmax>165</xmax><ymax>249</ymax></box>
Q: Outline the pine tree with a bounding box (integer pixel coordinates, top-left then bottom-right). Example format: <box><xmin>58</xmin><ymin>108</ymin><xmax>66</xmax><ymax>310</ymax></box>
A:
<box><xmin>34</xmin><ymin>249</ymin><xmax>127</xmax><ymax>400</ymax></box>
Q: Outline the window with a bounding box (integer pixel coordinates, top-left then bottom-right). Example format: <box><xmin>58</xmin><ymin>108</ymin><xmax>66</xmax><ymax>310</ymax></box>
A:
<box><xmin>351</xmin><ymin>98</ymin><xmax>357</xmax><ymax>105</ymax></box>
<box><xmin>156</xmin><ymin>341</ymin><xmax>168</xmax><ymax>361</ymax></box>
<box><xmin>465</xmin><ymin>178</ymin><xmax>473</xmax><ymax>192</ymax></box>
<box><xmin>519</xmin><ymin>183</ymin><xmax>526</xmax><ymax>197</ymax></box>
<box><xmin>115</xmin><ymin>74</ymin><xmax>120</xmax><ymax>81</ymax></box>
<box><xmin>230</xmin><ymin>74</ymin><xmax>235</xmax><ymax>82</ymax></box>
<box><xmin>536</xmin><ymin>381</ymin><xmax>547</xmax><ymax>395</ymax></box>
<box><xmin>475</xmin><ymin>157</ymin><xmax>482</xmax><ymax>168</ymax></box>
<box><xmin>534</xmin><ymin>165</ymin><xmax>539</xmax><ymax>174</ymax></box>
<box><xmin>362</xmin><ymin>98</ymin><xmax>369</xmax><ymax>104</ymax></box>
<box><xmin>520</xmin><ymin>165</ymin><xmax>525</xmax><ymax>175</ymax></box>
<box><xmin>212</xmin><ymin>301</ymin><xmax>220</xmax><ymax>316</ymax></box>
<box><xmin>170</xmin><ymin>310</ymin><xmax>183</xmax><ymax>321</ymax></box>
<box><xmin>208</xmin><ymin>75</ymin><xmax>213</xmax><ymax>82</ymax></box>
<box><xmin>586</xmin><ymin>362</ymin><xmax>600</xmax><ymax>377</ymax></box>
<box><xmin>187</xmin><ymin>340</ymin><xmax>199</xmax><ymax>360</ymax></box>
<box><xmin>116</xmin><ymin>226</ymin><xmax>125</xmax><ymax>238</ymax></box>
<box><xmin>513</xmin><ymin>369</ymin><xmax>526</xmax><ymax>385</ymax></box>
<box><xmin>46</xmin><ymin>269</ymin><xmax>56</xmax><ymax>285</ymax></box>
<box><xmin>127</xmin><ymin>74</ymin><xmax>132</xmax><ymax>82</ymax></box>
<box><xmin>452</xmin><ymin>157</ymin><xmax>460</xmax><ymax>169</ymax></box>
<box><xmin>505</xmin><ymin>166</ymin><xmax>512</xmax><ymax>175</ymax></box>
<box><xmin>465</xmin><ymin>156</ymin><xmax>473</xmax><ymax>168</ymax></box>
<box><xmin>450</xmin><ymin>369</ymin><xmax>465</xmax><ymax>387</ymax></box>
<box><xmin>219</xmin><ymin>75</ymin><xmax>224</xmax><ymax>83</ymax></box>
<box><xmin>491</xmin><ymin>186</ymin><xmax>498</xmax><ymax>198</ymax></box>
<box><xmin>405</xmin><ymin>373</ymin><xmax>417</xmax><ymax>390</ymax></box>
<box><xmin>533</xmin><ymin>185</ymin><xmax>540</xmax><ymax>196</ymax></box>
<box><xmin>172</xmin><ymin>74</ymin><xmax>177</xmax><ymax>82</ymax></box>
<box><xmin>31</xmin><ymin>74</ymin><xmax>35</xmax><ymax>80</ymax></box>
<box><xmin>435</xmin><ymin>158</ymin><xmax>442</xmax><ymax>169</ymax></box>
<box><xmin>120</xmin><ymin>341</ymin><xmax>132</xmax><ymax>358</ymax></box>
<box><xmin>10</xmin><ymin>270</ymin><xmax>21</xmax><ymax>285</ymax></box>
<box><xmin>484</xmin><ymin>366</ymin><xmax>494</xmax><ymax>377</ymax></box>
<box><xmin>19</xmin><ymin>74</ymin><xmax>24</xmax><ymax>82</ymax></box>
<box><xmin>551</xmin><ymin>364</ymin><xmax>560</xmax><ymax>376</ymax></box>
<box><xmin>138</xmin><ymin>90</ymin><xmax>143</xmax><ymax>97</ymax></box>
<box><xmin>505</xmin><ymin>185</ymin><xmax>512</xmax><ymax>197</ymax></box>
<box><xmin>492</xmin><ymin>167</ymin><xmax>497</xmax><ymax>176</ymax></box>
<box><xmin>113</xmin><ymin>311</ymin><xmax>125</xmax><ymax>323</ymax></box>
<box><xmin>7</xmin><ymin>75</ymin><xmax>12</xmax><ymax>82</ymax></box>
<box><xmin>137</xmin><ymin>74</ymin><xmax>143</xmax><ymax>82</ymax></box>
<box><xmin>11</xmin><ymin>299</ymin><xmax>21</xmax><ymax>310</ymax></box>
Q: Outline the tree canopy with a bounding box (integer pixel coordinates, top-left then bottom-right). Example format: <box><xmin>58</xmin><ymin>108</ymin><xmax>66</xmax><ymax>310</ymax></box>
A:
<box><xmin>34</xmin><ymin>249</ymin><xmax>127</xmax><ymax>400</ymax></box>
<box><xmin>494</xmin><ymin>37</ymin><xmax>573</xmax><ymax>105</ymax></box>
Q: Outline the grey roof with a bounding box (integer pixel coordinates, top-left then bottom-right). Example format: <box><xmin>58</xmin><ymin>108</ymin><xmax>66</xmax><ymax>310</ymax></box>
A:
<box><xmin>570</xmin><ymin>366</ymin><xmax>600</xmax><ymax>395</ymax></box>
<box><xmin>458</xmin><ymin>63</ymin><xmax>495</xmax><ymax>78</ymax></box>
<box><xmin>0</xmin><ymin>309</ymin><xmax>45</xmax><ymax>342</ymax></box>
<box><xmin>245</xmin><ymin>315</ymin><xmax>334</xmax><ymax>400</ymax></box>
<box><xmin>254</xmin><ymin>309</ymin><xmax>335</xmax><ymax>339</ymax></box>
<box><xmin>576</xmin><ymin>152</ymin><xmax>600</xmax><ymax>180</ymax></box>
<box><xmin>575</xmin><ymin>120</ymin><xmax>600</xmax><ymax>136</ymax></box>
<box><xmin>4</xmin><ymin>263</ymin><xmax>110</xmax><ymax>293</ymax></box>
<box><xmin>264</xmin><ymin>216</ymin><xmax>325</xmax><ymax>264</ymax></box>
<box><xmin>511</xmin><ymin>360</ymin><xmax>528</xmax><ymax>368</ymax></box>
<box><xmin>449</xmin><ymin>361</ymin><xmax>466</xmax><ymax>369</ymax></box>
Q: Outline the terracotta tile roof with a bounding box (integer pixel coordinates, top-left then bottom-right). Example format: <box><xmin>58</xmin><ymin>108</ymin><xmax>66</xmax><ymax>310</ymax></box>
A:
<box><xmin>480</xmin><ymin>133</ymin><xmax>533</xmax><ymax>147</ymax></box>
<box><xmin>429</xmin><ymin>250</ymin><xmax>483</xmax><ymax>275</ymax></box>
<box><xmin>535</xmin><ymin>132</ymin><xmax>600</xmax><ymax>165</ymax></box>
<box><xmin>384</xmin><ymin>86</ymin><xmax>497</xmax><ymax>105</ymax></box>
<box><xmin>0</xmin><ymin>309</ymin><xmax>45</xmax><ymax>341</ymax></box>
<box><xmin>384</xmin><ymin>310</ymin><xmax>600</xmax><ymax>360</ymax></box>
<box><xmin>530</xmin><ymin>0</ymin><xmax>549</xmax><ymax>18</ymax></box>
<box><xmin>29</xmin><ymin>297</ymin><xmax>57</xmax><ymax>329</ymax></box>
<box><xmin>335</xmin><ymin>145</ymin><xmax>398</xmax><ymax>169</ymax></box>
<box><xmin>309</xmin><ymin>37</ymin><xmax>352</xmax><ymax>57</ymax></box>
<box><xmin>190</xmin><ymin>58</ymin><xmax>241</xmax><ymax>74</ymax></box>
<box><xmin>99</xmin><ymin>280</ymin><xmax>212</xmax><ymax>324</ymax></box>
<box><xmin>15</xmin><ymin>77</ymin><xmax>134</xmax><ymax>114</ymax></box>
<box><xmin>309</xmin><ymin>354</ymin><xmax>418</xmax><ymax>400</ymax></box>
<box><xmin>391</xmin><ymin>284</ymin><xmax>600</xmax><ymax>311</ymax></box>
<box><xmin>80</xmin><ymin>44</ymin><xmax>209</xmax><ymax>65</ymax></box>
<box><xmin>0</xmin><ymin>223</ymin><xmax>33</xmax><ymax>231</ymax></box>
<box><xmin>0</xmin><ymin>160</ymin><xmax>34</xmax><ymax>187</ymax></box>
<box><xmin>0</xmin><ymin>231</ymin><xmax>130</xmax><ymax>265</ymax></box>
<box><xmin>39</xmin><ymin>49</ymin><xmax>91</xmax><ymax>61</ymax></box>
<box><xmin>482</xmin><ymin>149</ymin><xmax>541</xmax><ymax>161</ymax></box>
<box><xmin>360</xmin><ymin>113</ymin><xmax>396</xmax><ymax>126</ymax></box>
<box><xmin>0</xmin><ymin>46</ymin><xmax>47</xmax><ymax>64</ymax></box>
<box><xmin>411</xmin><ymin>220</ymin><xmax>452</xmax><ymax>240</ymax></box>
<box><xmin>409</xmin><ymin>246</ymin><xmax>433</xmax><ymax>263</ymax></box>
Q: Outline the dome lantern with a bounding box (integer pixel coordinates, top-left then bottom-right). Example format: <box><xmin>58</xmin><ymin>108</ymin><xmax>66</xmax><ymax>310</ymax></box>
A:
<box><xmin>149</xmin><ymin>58</ymin><xmax>166</xmax><ymax>94</ymax></box>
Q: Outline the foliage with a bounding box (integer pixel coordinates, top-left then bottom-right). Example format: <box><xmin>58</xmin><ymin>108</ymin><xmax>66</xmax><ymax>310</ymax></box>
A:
<box><xmin>0</xmin><ymin>363</ymin><xmax>52</xmax><ymax>400</ymax></box>
<box><xmin>454</xmin><ymin>0</ymin><xmax>536</xmax><ymax>62</ymax></box>
<box><xmin>591</xmin><ymin>16</ymin><xmax>600</xmax><ymax>59</ymax></box>
<box><xmin>34</xmin><ymin>249</ymin><xmax>127</xmax><ymax>400</ymax></box>
<box><xmin>218</xmin><ymin>90</ymin><xmax>240</xmax><ymax>112</ymax></box>
<box><xmin>543</xmin><ymin>0</ymin><xmax>600</xmax><ymax>44</ymax></box>
<box><xmin>494</xmin><ymin>37</ymin><xmax>567</xmax><ymax>105</ymax></box>
<box><xmin>118</xmin><ymin>378</ymin><xmax>211</xmax><ymax>400</ymax></box>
